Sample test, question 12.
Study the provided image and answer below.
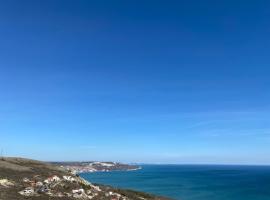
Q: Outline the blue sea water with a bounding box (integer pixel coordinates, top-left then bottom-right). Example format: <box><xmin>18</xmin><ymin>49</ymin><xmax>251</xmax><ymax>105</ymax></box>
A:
<box><xmin>80</xmin><ymin>165</ymin><xmax>270</xmax><ymax>200</ymax></box>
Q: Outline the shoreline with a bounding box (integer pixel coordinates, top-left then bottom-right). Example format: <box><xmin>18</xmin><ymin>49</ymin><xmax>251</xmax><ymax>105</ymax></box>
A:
<box><xmin>1</xmin><ymin>157</ymin><xmax>170</xmax><ymax>200</ymax></box>
<box><xmin>79</xmin><ymin>166</ymin><xmax>142</xmax><ymax>174</ymax></box>
<box><xmin>51</xmin><ymin>161</ymin><xmax>142</xmax><ymax>174</ymax></box>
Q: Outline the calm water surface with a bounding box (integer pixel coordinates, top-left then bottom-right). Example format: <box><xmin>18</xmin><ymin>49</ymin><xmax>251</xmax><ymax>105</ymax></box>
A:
<box><xmin>80</xmin><ymin>165</ymin><xmax>270</xmax><ymax>200</ymax></box>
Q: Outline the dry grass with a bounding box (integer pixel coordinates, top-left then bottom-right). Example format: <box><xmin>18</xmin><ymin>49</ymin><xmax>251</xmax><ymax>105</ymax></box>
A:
<box><xmin>0</xmin><ymin>157</ymin><xmax>172</xmax><ymax>200</ymax></box>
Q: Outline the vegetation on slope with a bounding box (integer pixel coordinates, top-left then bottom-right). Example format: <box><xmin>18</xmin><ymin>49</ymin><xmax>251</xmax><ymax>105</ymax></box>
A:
<box><xmin>0</xmin><ymin>157</ymin><xmax>171</xmax><ymax>200</ymax></box>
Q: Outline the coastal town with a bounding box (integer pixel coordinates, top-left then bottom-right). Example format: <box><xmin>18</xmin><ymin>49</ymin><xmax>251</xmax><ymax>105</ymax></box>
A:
<box><xmin>52</xmin><ymin>161</ymin><xmax>141</xmax><ymax>174</ymax></box>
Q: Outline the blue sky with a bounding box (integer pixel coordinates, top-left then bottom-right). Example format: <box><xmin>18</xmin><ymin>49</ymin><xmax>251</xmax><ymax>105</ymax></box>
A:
<box><xmin>0</xmin><ymin>0</ymin><xmax>270</xmax><ymax>164</ymax></box>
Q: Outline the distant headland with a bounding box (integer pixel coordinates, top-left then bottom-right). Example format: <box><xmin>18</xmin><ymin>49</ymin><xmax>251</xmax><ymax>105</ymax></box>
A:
<box><xmin>50</xmin><ymin>161</ymin><xmax>141</xmax><ymax>174</ymax></box>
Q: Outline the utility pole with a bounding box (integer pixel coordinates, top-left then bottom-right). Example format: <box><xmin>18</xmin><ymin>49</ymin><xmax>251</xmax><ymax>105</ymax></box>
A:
<box><xmin>0</xmin><ymin>148</ymin><xmax>4</xmax><ymax>160</ymax></box>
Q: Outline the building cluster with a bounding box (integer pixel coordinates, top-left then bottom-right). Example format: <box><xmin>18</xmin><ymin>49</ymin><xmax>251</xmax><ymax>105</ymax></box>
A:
<box><xmin>60</xmin><ymin>161</ymin><xmax>140</xmax><ymax>174</ymax></box>
<box><xmin>64</xmin><ymin>165</ymin><xmax>98</xmax><ymax>174</ymax></box>
<box><xmin>63</xmin><ymin>162</ymin><xmax>119</xmax><ymax>174</ymax></box>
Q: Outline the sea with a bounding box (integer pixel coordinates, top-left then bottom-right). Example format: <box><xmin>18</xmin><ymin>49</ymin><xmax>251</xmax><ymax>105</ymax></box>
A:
<box><xmin>80</xmin><ymin>164</ymin><xmax>270</xmax><ymax>200</ymax></box>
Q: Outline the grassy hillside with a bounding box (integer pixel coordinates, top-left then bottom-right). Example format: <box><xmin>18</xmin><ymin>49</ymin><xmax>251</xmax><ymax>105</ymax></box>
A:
<box><xmin>0</xmin><ymin>157</ymin><xmax>171</xmax><ymax>200</ymax></box>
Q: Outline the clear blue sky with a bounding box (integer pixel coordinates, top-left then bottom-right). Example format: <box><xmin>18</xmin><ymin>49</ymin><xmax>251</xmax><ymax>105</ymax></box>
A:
<box><xmin>0</xmin><ymin>0</ymin><xmax>270</xmax><ymax>164</ymax></box>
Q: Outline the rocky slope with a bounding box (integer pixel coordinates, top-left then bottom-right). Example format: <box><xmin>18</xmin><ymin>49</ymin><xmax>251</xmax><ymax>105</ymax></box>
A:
<box><xmin>0</xmin><ymin>157</ymin><xmax>171</xmax><ymax>200</ymax></box>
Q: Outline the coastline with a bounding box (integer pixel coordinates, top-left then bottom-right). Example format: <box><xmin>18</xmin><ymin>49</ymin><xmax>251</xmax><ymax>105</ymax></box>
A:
<box><xmin>0</xmin><ymin>157</ymin><xmax>171</xmax><ymax>200</ymax></box>
<box><xmin>81</xmin><ymin>164</ymin><xmax>270</xmax><ymax>200</ymax></box>
<box><xmin>51</xmin><ymin>161</ymin><xmax>142</xmax><ymax>174</ymax></box>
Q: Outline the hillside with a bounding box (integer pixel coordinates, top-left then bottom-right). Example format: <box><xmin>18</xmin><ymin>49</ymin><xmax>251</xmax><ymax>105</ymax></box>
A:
<box><xmin>0</xmin><ymin>157</ymin><xmax>171</xmax><ymax>200</ymax></box>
